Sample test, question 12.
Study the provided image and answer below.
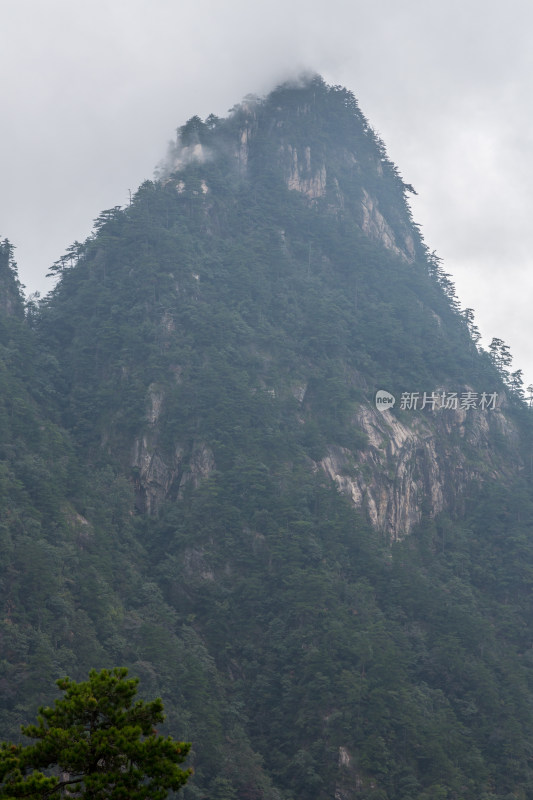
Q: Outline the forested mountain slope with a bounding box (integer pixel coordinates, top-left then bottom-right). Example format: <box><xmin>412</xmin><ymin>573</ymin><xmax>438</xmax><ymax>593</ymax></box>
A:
<box><xmin>3</xmin><ymin>76</ymin><xmax>533</xmax><ymax>800</ymax></box>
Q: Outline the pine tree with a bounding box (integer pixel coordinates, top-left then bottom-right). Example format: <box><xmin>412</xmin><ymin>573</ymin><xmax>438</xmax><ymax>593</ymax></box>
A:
<box><xmin>0</xmin><ymin>668</ymin><xmax>191</xmax><ymax>800</ymax></box>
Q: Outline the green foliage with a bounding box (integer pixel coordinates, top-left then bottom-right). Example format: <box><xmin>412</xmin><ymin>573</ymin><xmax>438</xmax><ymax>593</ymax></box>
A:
<box><xmin>0</xmin><ymin>668</ymin><xmax>191</xmax><ymax>800</ymax></box>
<box><xmin>2</xmin><ymin>77</ymin><xmax>533</xmax><ymax>800</ymax></box>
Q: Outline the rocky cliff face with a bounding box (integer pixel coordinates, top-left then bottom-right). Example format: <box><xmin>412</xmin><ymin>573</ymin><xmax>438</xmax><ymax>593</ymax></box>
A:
<box><xmin>359</xmin><ymin>188</ymin><xmax>416</xmax><ymax>262</ymax></box>
<box><xmin>131</xmin><ymin>385</ymin><xmax>215</xmax><ymax>514</ymax></box>
<box><xmin>130</xmin><ymin>366</ymin><xmax>519</xmax><ymax>539</ymax></box>
<box><xmin>320</xmin><ymin>398</ymin><xmax>520</xmax><ymax>538</ymax></box>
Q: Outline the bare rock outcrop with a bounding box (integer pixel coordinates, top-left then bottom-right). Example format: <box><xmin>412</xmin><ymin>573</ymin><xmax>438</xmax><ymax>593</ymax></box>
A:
<box><xmin>131</xmin><ymin>386</ymin><xmax>215</xmax><ymax>514</ymax></box>
<box><xmin>360</xmin><ymin>188</ymin><xmax>415</xmax><ymax>263</ymax></box>
<box><xmin>320</xmin><ymin>399</ymin><xmax>519</xmax><ymax>539</ymax></box>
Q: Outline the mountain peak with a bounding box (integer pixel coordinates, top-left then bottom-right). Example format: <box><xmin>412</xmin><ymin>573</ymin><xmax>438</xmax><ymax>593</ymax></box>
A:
<box><xmin>156</xmin><ymin>76</ymin><xmax>418</xmax><ymax>264</ymax></box>
<box><xmin>3</xmin><ymin>75</ymin><xmax>533</xmax><ymax>800</ymax></box>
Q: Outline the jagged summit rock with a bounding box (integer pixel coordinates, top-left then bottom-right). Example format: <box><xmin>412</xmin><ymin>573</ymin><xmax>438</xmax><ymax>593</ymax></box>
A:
<box><xmin>158</xmin><ymin>76</ymin><xmax>418</xmax><ymax>264</ymax></box>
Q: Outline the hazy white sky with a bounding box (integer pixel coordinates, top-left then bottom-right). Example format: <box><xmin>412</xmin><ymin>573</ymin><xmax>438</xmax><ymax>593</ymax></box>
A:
<box><xmin>2</xmin><ymin>0</ymin><xmax>533</xmax><ymax>383</ymax></box>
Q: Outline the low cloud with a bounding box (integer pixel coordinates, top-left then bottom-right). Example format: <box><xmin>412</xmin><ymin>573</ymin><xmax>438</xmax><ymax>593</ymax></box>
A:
<box><xmin>156</xmin><ymin>140</ymin><xmax>213</xmax><ymax>181</ymax></box>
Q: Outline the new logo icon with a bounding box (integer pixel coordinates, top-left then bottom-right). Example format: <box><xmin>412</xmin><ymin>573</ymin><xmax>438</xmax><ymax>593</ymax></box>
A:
<box><xmin>375</xmin><ymin>390</ymin><xmax>396</xmax><ymax>412</ymax></box>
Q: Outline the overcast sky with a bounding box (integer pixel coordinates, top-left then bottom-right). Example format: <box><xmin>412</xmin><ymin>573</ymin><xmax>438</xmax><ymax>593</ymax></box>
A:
<box><xmin>2</xmin><ymin>0</ymin><xmax>533</xmax><ymax>386</ymax></box>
